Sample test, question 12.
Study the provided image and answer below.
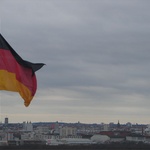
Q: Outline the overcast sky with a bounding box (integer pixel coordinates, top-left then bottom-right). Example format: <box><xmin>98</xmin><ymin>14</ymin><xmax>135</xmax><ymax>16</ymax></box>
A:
<box><xmin>0</xmin><ymin>0</ymin><xmax>150</xmax><ymax>124</ymax></box>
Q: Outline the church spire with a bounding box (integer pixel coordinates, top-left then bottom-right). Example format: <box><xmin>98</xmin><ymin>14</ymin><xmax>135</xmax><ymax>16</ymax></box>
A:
<box><xmin>117</xmin><ymin>120</ymin><xmax>120</xmax><ymax>128</ymax></box>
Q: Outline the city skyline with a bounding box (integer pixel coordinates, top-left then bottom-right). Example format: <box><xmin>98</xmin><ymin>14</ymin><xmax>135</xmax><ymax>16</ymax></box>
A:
<box><xmin>0</xmin><ymin>0</ymin><xmax>150</xmax><ymax>124</ymax></box>
<box><xmin>0</xmin><ymin>116</ymin><xmax>149</xmax><ymax>125</ymax></box>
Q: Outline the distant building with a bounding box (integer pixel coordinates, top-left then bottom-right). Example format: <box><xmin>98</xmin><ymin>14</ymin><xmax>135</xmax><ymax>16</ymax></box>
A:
<box><xmin>4</xmin><ymin>118</ymin><xmax>8</xmax><ymax>125</ymax></box>
<box><xmin>35</xmin><ymin>126</ymin><xmax>50</xmax><ymax>134</ymax></box>
<box><xmin>126</xmin><ymin>122</ymin><xmax>132</xmax><ymax>128</ymax></box>
<box><xmin>101</xmin><ymin>124</ymin><xmax>109</xmax><ymax>131</ymax></box>
<box><xmin>50</xmin><ymin>121</ymin><xmax>59</xmax><ymax>134</ymax></box>
<box><xmin>117</xmin><ymin>120</ymin><xmax>120</xmax><ymax>128</ymax></box>
<box><xmin>144</xmin><ymin>124</ymin><xmax>150</xmax><ymax>136</ymax></box>
<box><xmin>109</xmin><ymin>122</ymin><xmax>115</xmax><ymax>129</ymax></box>
<box><xmin>59</xmin><ymin>126</ymin><xmax>77</xmax><ymax>137</ymax></box>
<box><xmin>23</xmin><ymin>121</ymin><xmax>33</xmax><ymax>132</ymax></box>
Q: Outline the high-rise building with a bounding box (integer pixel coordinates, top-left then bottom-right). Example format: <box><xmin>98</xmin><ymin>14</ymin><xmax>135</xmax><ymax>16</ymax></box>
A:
<box><xmin>23</xmin><ymin>121</ymin><xmax>33</xmax><ymax>132</ymax></box>
<box><xmin>4</xmin><ymin>117</ymin><xmax>8</xmax><ymax>124</ymax></box>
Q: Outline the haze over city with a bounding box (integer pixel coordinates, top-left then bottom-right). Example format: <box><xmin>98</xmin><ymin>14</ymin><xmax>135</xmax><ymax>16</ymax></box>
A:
<box><xmin>0</xmin><ymin>0</ymin><xmax>150</xmax><ymax>124</ymax></box>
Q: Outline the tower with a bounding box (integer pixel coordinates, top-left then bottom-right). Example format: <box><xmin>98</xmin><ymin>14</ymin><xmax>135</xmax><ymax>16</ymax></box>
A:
<box><xmin>117</xmin><ymin>120</ymin><xmax>120</xmax><ymax>128</ymax></box>
<box><xmin>4</xmin><ymin>117</ymin><xmax>8</xmax><ymax>125</ymax></box>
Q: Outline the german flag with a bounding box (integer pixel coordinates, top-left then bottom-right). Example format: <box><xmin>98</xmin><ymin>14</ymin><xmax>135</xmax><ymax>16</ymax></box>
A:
<box><xmin>0</xmin><ymin>34</ymin><xmax>44</xmax><ymax>107</ymax></box>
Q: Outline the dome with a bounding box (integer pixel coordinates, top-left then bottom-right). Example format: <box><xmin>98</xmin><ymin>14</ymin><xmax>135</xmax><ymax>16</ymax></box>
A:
<box><xmin>91</xmin><ymin>134</ymin><xmax>110</xmax><ymax>143</ymax></box>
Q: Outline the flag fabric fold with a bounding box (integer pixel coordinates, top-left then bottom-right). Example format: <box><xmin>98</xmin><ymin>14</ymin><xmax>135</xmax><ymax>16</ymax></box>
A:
<box><xmin>0</xmin><ymin>34</ymin><xmax>44</xmax><ymax>107</ymax></box>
